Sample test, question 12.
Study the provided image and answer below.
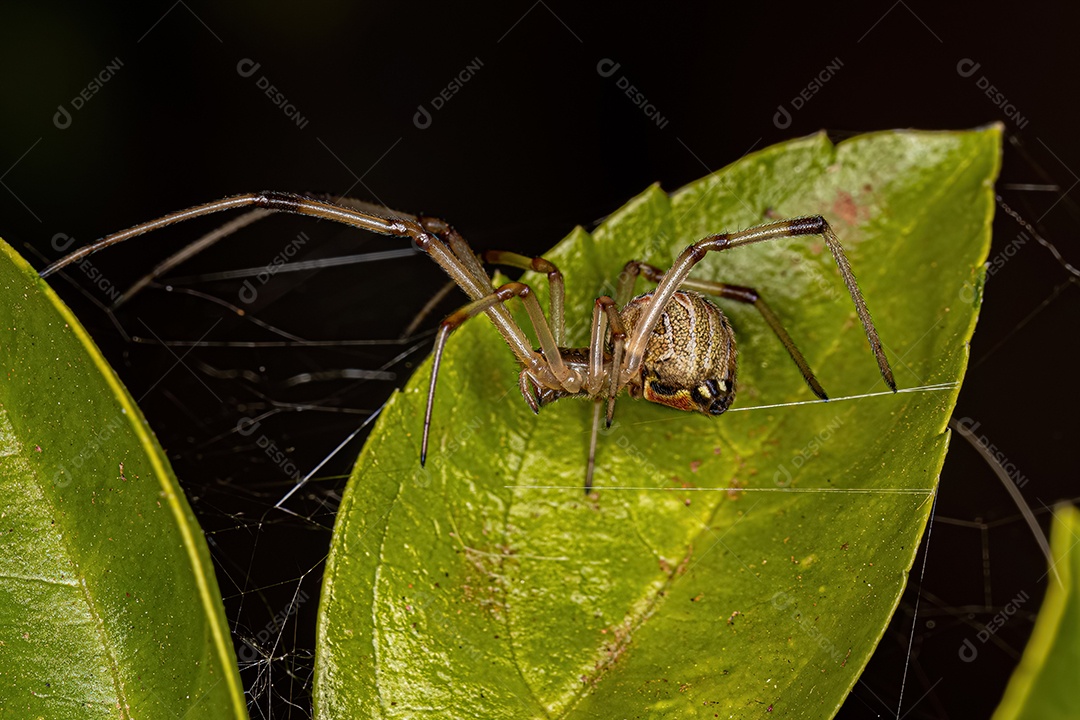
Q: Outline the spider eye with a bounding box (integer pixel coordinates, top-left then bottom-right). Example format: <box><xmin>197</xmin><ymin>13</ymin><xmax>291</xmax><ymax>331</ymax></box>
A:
<box><xmin>707</xmin><ymin>394</ymin><xmax>733</xmax><ymax>415</ymax></box>
<box><xmin>699</xmin><ymin>378</ymin><xmax>733</xmax><ymax>415</ymax></box>
<box><xmin>705</xmin><ymin>378</ymin><xmax>726</xmax><ymax>396</ymax></box>
<box><xmin>693</xmin><ymin>379</ymin><xmax>729</xmax><ymax>402</ymax></box>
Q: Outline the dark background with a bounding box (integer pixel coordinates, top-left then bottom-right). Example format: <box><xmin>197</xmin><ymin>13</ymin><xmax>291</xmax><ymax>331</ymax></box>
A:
<box><xmin>1</xmin><ymin>2</ymin><xmax>1077</xmax><ymax>718</ymax></box>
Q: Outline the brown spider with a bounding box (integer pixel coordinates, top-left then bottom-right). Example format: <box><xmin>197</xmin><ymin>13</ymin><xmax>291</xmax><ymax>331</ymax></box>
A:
<box><xmin>41</xmin><ymin>192</ymin><xmax>896</xmax><ymax>491</ymax></box>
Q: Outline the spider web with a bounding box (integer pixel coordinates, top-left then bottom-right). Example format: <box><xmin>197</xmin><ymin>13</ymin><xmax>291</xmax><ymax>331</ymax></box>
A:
<box><xmin>35</xmin><ymin>135</ymin><xmax>1079</xmax><ymax>719</ymax></box>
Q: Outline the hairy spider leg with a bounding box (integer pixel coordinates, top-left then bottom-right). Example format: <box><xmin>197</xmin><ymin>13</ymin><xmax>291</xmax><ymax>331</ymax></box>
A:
<box><xmin>39</xmin><ymin>192</ymin><xmax>582</xmax><ymax>464</ymax></box>
<box><xmin>620</xmin><ymin>261</ymin><xmax>828</xmax><ymax>400</ymax></box>
<box><xmin>584</xmin><ymin>296</ymin><xmax>626</xmax><ymax>492</ymax></box>
<box><xmin>622</xmin><ymin>216</ymin><xmax>896</xmax><ymax>392</ymax></box>
<box><xmin>482</xmin><ymin>250</ymin><xmax>566</xmax><ymax>346</ymax></box>
<box><xmin>40</xmin><ymin>193</ymin><xmax>543</xmax><ymax>372</ymax></box>
<box><xmin>423</xmin><ymin>280</ymin><xmax>568</xmax><ymax>466</ymax></box>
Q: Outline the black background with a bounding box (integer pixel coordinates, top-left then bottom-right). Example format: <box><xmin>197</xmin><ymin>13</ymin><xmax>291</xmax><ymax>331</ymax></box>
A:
<box><xmin>1</xmin><ymin>3</ymin><xmax>1077</xmax><ymax>718</ymax></box>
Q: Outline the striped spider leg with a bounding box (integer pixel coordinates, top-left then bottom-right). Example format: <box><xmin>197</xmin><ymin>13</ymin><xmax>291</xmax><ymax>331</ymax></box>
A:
<box><xmin>42</xmin><ymin>196</ymin><xmax>895</xmax><ymax>491</ymax></box>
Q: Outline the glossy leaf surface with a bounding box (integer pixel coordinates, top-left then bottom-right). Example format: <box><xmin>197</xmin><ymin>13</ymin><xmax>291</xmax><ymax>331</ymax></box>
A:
<box><xmin>993</xmin><ymin>505</ymin><xmax>1080</xmax><ymax>720</ymax></box>
<box><xmin>315</xmin><ymin>128</ymin><xmax>1001</xmax><ymax>718</ymax></box>
<box><xmin>0</xmin><ymin>241</ymin><xmax>245</xmax><ymax>718</ymax></box>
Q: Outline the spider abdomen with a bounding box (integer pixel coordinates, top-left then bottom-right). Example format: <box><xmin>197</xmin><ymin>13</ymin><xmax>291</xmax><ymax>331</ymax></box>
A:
<box><xmin>620</xmin><ymin>290</ymin><xmax>737</xmax><ymax>415</ymax></box>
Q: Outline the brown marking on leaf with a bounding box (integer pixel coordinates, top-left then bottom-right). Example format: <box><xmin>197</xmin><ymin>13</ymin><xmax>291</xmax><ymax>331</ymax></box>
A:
<box><xmin>832</xmin><ymin>190</ymin><xmax>861</xmax><ymax>226</ymax></box>
<box><xmin>582</xmin><ymin>615</ymin><xmax>639</xmax><ymax>687</ymax></box>
<box><xmin>672</xmin><ymin>474</ymin><xmax>698</xmax><ymax>490</ymax></box>
<box><xmin>674</xmin><ymin>546</ymin><xmax>694</xmax><ymax>577</ymax></box>
<box><xmin>457</xmin><ymin>543</ymin><xmax>512</xmax><ymax>620</ymax></box>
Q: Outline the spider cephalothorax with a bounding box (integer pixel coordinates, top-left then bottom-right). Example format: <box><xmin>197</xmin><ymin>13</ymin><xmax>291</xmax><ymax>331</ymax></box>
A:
<box><xmin>524</xmin><ymin>291</ymin><xmax>736</xmax><ymax>417</ymax></box>
<box><xmin>41</xmin><ymin>193</ymin><xmax>896</xmax><ymax>491</ymax></box>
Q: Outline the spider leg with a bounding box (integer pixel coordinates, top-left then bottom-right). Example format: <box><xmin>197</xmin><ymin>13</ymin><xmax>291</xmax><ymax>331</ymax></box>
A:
<box><xmin>110</xmin><ymin>192</ymin><xmax>397</xmax><ymax>307</ymax></box>
<box><xmin>400</xmin><ymin>279</ymin><xmax>458</xmax><ymax>339</ymax></box>
<box><xmin>481</xmin><ymin>251</ymin><xmax>566</xmax><ymax>346</ymax></box>
<box><xmin>112</xmin><ymin>207</ymin><xmax>274</xmax><ymax>307</ymax></box>
<box><xmin>623</xmin><ymin>216</ymin><xmax>896</xmax><ymax>392</ymax></box>
<box><xmin>423</xmin><ymin>280</ymin><xmax>570</xmax><ymax>466</ymax></box>
<box><xmin>623</xmin><ymin>261</ymin><xmax>827</xmax><ymax>399</ymax></box>
<box><xmin>41</xmin><ymin>193</ymin><xmax>405</xmax><ymax>276</ymax></box>
<box><xmin>586</xmin><ymin>399</ymin><xmax>603</xmax><ymax>494</ymax></box>
<box><xmin>101</xmin><ymin>193</ymin><xmax>398</xmax><ymax>307</ymax></box>
<box><xmin>595</xmin><ymin>297</ymin><xmax>627</xmax><ymax>425</ymax></box>
<box><xmin>581</xmin><ymin>295</ymin><xmax>626</xmax><ymax>492</ymax></box>
<box><xmin>39</xmin><ymin>191</ymin><xmax>568</xmax><ymax>388</ymax></box>
<box><xmin>411</xmin><ymin>216</ymin><xmax>573</xmax><ymax>386</ymax></box>
<box><xmin>415</xmin><ymin>234</ymin><xmax>576</xmax><ymax>386</ymax></box>
<box><xmin>418</xmin><ymin>217</ymin><xmax>493</xmax><ymax>295</ymax></box>
<box><xmin>585</xmin><ymin>298</ymin><xmax>609</xmax><ymax>397</ymax></box>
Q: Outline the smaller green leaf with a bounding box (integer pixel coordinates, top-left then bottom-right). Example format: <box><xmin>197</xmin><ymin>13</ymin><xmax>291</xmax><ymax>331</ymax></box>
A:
<box><xmin>993</xmin><ymin>505</ymin><xmax>1080</xmax><ymax>720</ymax></box>
<box><xmin>0</xmin><ymin>239</ymin><xmax>245</xmax><ymax>718</ymax></box>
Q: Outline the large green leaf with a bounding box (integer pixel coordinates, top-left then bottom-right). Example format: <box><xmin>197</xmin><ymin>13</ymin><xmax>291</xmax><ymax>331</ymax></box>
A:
<box><xmin>993</xmin><ymin>505</ymin><xmax>1080</xmax><ymax>720</ymax></box>
<box><xmin>315</xmin><ymin>128</ymin><xmax>1001</xmax><ymax>718</ymax></box>
<box><xmin>0</xmin><ymin>241</ymin><xmax>245</xmax><ymax>717</ymax></box>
